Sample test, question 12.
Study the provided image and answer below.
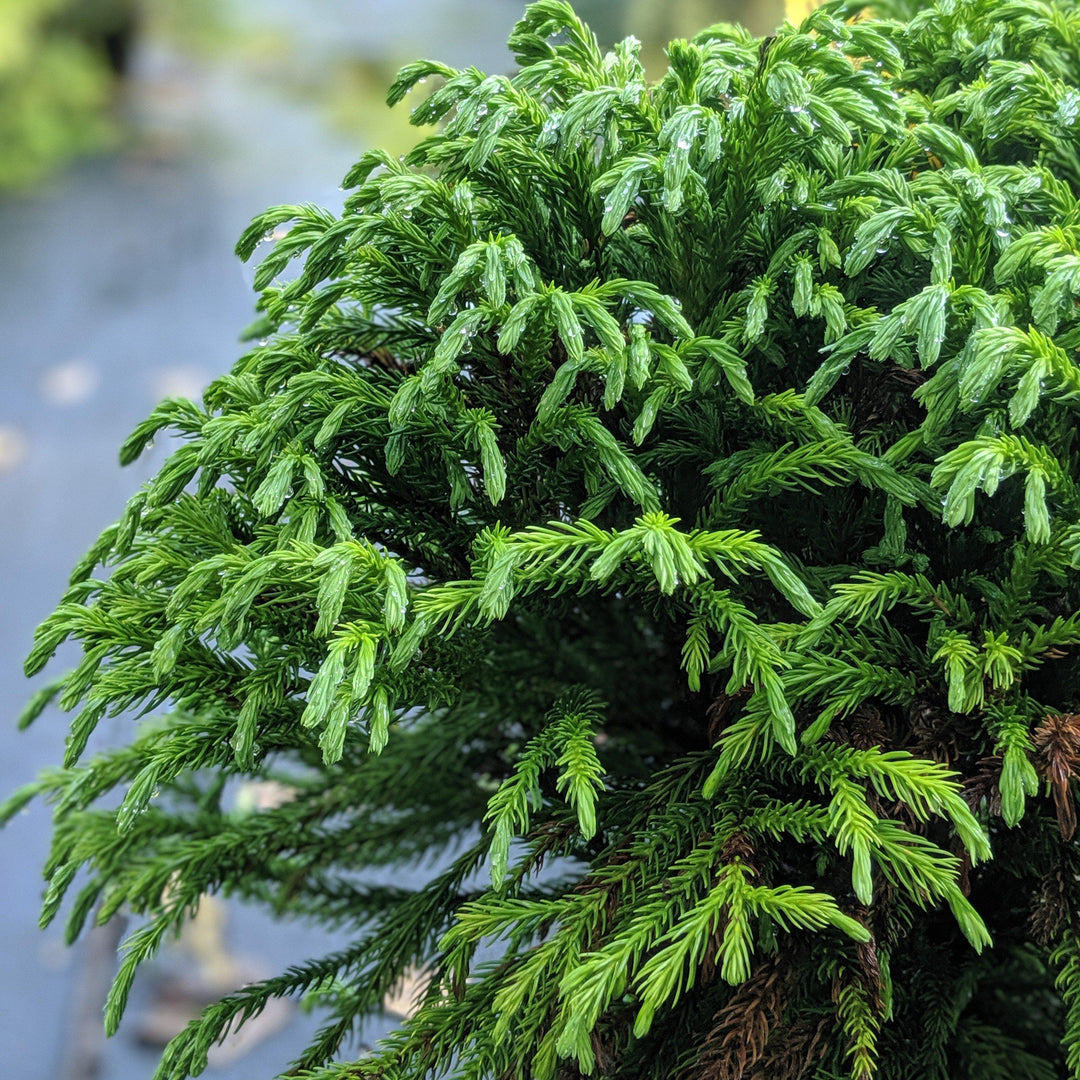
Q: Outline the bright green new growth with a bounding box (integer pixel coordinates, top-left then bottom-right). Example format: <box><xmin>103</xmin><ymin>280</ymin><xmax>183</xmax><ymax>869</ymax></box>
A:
<box><xmin>10</xmin><ymin>0</ymin><xmax>1080</xmax><ymax>1076</ymax></box>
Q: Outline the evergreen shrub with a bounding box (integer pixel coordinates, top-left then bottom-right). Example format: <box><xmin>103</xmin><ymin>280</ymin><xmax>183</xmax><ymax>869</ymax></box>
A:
<box><xmin>11</xmin><ymin>0</ymin><xmax>1080</xmax><ymax>1076</ymax></box>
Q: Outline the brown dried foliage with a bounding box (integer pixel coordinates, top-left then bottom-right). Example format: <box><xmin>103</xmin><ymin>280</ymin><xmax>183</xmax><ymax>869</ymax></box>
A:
<box><xmin>962</xmin><ymin>756</ymin><xmax>1003</xmax><ymax>818</ymax></box>
<box><xmin>685</xmin><ymin>955</ymin><xmax>829</xmax><ymax>1080</ymax></box>
<box><xmin>1030</xmin><ymin>864</ymin><xmax>1073</xmax><ymax>946</ymax></box>
<box><xmin>854</xmin><ymin>934</ymin><xmax>884</xmax><ymax>1013</ymax></box>
<box><xmin>826</xmin><ymin>704</ymin><xmax>889</xmax><ymax>753</ymax></box>
<box><xmin>1033</xmin><ymin>712</ymin><xmax>1080</xmax><ymax>840</ymax></box>
<box><xmin>746</xmin><ymin>1018</ymin><xmax>829</xmax><ymax>1080</ymax></box>
<box><xmin>687</xmin><ymin>961</ymin><xmax>786</xmax><ymax>1080</ymax></box>
<box><xmin>720</xmin><ymin>830</ymin><xmax>757</xmax><ymax>875</ymax></box>
<box><xmin>707</xmin><ymin>688</ymin><xmax>752</xmax><ymax>744</ymax></box>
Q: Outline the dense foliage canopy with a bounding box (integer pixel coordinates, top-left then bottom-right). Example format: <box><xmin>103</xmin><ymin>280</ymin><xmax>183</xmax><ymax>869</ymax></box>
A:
<box><xmin>11</xmin><ymin>0</ymin><xmax>1080</xmax><ymax>1076</ymax></box>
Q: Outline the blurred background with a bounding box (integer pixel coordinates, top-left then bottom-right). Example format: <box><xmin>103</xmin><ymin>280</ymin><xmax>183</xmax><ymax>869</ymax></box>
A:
<box><xmin>0</xmin><ymin>0</ymin><xmax>786</xmax><ymax>1076</ymax></box>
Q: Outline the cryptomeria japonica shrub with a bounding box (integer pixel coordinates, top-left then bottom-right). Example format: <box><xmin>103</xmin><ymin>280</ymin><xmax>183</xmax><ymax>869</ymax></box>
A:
<box><xmin>11</xmin><ymin>0</ymin><xmax>1080</xmax><ymax>1076</ymax></box>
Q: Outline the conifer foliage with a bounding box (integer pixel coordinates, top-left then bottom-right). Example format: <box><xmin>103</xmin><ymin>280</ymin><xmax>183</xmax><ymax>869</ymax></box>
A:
<box><xmin>11</xmin><ymin>0</ymin><xmax>1080</xmax><ymax>1075</ymax></box>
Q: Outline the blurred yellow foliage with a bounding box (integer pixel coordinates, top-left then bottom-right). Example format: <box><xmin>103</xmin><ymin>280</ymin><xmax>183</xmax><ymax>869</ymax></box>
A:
<box><xmin>783</xmin><ymin>0</ymin><xmax>821</xmax><ymax>22</ymax></box>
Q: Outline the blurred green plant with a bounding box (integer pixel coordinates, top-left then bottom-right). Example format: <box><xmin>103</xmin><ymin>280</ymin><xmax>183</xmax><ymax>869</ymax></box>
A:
<box><xmin>0</xmin><ymin>0</ymin><xmax>236</xmax><ymax>191</ymax></box>
<box><xmin>0</xmin><ymin>0</ymin><xmax>123</xmax><ymax>189</ymax></box>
